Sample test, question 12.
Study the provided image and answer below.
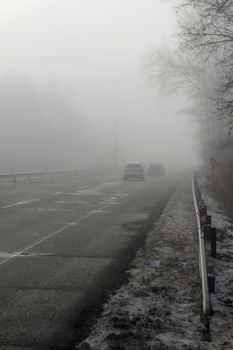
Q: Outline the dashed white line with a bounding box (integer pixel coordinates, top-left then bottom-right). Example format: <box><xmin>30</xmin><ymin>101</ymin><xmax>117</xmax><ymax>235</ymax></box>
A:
<box><xmin>50</xmin><ymin>191</ymin><xmax>64</xmax><ymax>196</ymax></box>
<box><xmin>0</xmin><ymin>195</ymin><xmax>124</xmax><ymax>266</ymax></box>
<box><xmin>0</xmin><ymin>181</ymin><xmax>149</xmax><ymax>265</ymax></box>
<box><xmin>2</xmin><ymin>199</ymin><xmax>39</xmax><ymax>209</ymax></box>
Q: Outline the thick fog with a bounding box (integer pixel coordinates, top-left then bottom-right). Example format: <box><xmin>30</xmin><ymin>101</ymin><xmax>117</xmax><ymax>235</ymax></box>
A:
<box><xmin>0</xmin><ymin>0</ymin><xmax>199</xmax><ymax>172</ymax></box>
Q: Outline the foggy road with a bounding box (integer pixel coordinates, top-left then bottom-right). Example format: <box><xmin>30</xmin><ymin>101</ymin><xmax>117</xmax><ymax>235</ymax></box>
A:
<box><xmin>0</xmin><ymin>172</ymin><xmax>177</xmax><ymax>349</ymax></box>
<box><xmin>1</xmin><ymin>0</ymin><xmax>230</xmax><ymax>348</ymax></box>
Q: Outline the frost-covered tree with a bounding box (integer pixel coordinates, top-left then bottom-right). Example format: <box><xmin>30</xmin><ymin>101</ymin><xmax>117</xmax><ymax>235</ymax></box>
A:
<box><xmin>174</xmin><ymin>0</ymin><xmax>233</xmax><ymax>135</ymax></box>
<box><xmin>153</xmin><ymin>0</ymin><xmax>233</xmax><ymax>211</ymax></box>
<box><xmin>147</xmin><ymin>0</ymin><xmax>233</xmax><ymax>148</ymax></box>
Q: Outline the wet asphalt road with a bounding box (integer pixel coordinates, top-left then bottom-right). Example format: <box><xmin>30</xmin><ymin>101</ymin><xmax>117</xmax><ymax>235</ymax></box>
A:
<box><xmin>0</xmin><ymin>171</ymin><xmax>177</xmax><ymax>349</ymax></box>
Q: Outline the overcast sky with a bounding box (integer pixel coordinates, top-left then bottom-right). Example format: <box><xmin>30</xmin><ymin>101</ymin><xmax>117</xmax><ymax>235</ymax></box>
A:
<box><xmin>0</xmin><ymin>0</ymin><xmax>199</xmax><ymax>171</ymax></box>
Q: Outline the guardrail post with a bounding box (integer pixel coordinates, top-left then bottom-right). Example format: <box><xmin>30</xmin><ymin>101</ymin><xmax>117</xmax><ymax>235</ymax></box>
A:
<box><xmin>208</xmin><ymin>275</ymin><xmax>215</xmax><ymax>293</ymax></box>
<box><xmin>199</xmin><ymin>206</ymin><xmax>207</xmax><ymax>226</ymax></box>
<box><xmin>204</xmin><ymin>215</ymin><xmax>212</xmax><ymax>241</ymax></box>
<box><xmin>211</xmin><ymin>227</ymin><xmax>217</xmax><ymax>259</ymax></box>
<box><xmin>204</xmin><ymin>225</ymin><xmax>211</xmax><ymax>241</ymax></box>
<box><xmin>205</xmin><ymin>215</ymin><xmax>211</xmax><ymax>226</ymax></box>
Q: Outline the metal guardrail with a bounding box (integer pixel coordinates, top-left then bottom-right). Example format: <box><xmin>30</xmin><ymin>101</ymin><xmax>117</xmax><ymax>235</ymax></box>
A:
<box><xmin>192</xmin><ymin>173</ymin><xmax>210</xmax><ymax>316</ymax></box>
<box><xmin>0</xmin><ymin>169</ymin><xmax>89</xmax><ymax>183</ymax></box>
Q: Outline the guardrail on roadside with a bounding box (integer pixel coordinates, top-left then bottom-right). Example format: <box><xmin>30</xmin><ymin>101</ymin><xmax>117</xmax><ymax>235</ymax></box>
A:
<box><xmin>192</xmin><ymin>171</ymin><xmax>217</xmax><ymax>332</ymax></box>
<box><xmin>192</xmin><ymin>172</ymin><xmax>210</xmax><ymax>319</ymax></box>
<box><xmin>0</xmin><ymin>169</ymin><xmax>89</xmax><ymax>184</ymax></box>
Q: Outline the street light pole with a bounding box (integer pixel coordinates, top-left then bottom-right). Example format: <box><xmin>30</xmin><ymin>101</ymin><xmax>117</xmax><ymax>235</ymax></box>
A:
<box><xmin>113</xmin><ymin>82</ymin><xmax>118</xmax><ymax>166</ymax></box>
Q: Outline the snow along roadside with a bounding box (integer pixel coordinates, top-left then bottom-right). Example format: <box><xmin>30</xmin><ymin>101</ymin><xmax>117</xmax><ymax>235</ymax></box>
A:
<box><xmin>76</xmin><ymin>176</ymin><xmax>210</xmax><ymax>350</ymax></box>
<box><xmin>199</xmin><ymin>176</ymin><xmax>233</xmax><ymax>350</ymax></box>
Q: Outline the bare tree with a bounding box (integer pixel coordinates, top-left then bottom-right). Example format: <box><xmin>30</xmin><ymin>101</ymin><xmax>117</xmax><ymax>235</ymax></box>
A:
<box><xmin>174</xmin><ymin>0</ymin><xmax>233</xmax><ymax>133</ymax></box>
<box><xmin>147</xmin><ymin>0</ymin><xmax>233</xmax><ymax>143</ymax></box>
<box><xmin>157</xmin><ymin>0</ymin><xmax>233</xmax><ymax>211</ymax></box>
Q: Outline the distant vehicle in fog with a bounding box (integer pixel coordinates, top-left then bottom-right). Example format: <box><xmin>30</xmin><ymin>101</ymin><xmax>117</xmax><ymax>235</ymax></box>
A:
<box><xmin>123</xmin><ymin>161</ymin><xmax>145</xmax><ymax>180</ymax></box>
<box><xmin>147</xmin><ymin>163</ymin><xmax>165</xmax><ymax>176</ymax></box>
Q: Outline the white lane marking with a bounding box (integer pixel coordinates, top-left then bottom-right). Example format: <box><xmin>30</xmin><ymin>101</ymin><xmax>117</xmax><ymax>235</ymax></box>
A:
<box><xmin>54</xmin><ymin>200</ymin><xmax>88</xmax><ymax>204</ymax></box>
<box><xmin>2</xmin><ymin>199</ymin><xmax>39</xmax><ymax>209</ymax></box>
<box><xmin>0</xmin><ymin>222</ymin><xmax>77</xmax><ymax>265</ymax></box>
<box><xmin>0</xmin><ymin>196</ymin><xmax>124</xmax><ymax>266</ymax></box>
<box><xmin>0</xmin><ymin>252</ymin><xmax>19</xmax><ymax>258</ymax></box>
<box><xmin>67</xmin><ymin>192</ymin><xmax>89</xmax><ymax>195</ymax></box>
<box><xmin>50</xmin><ymin>191</ymin><xmax>64</xmax><ymax>196</ymax></box>
<box><xmin>73</xmin><ymin>191</ymin><xmax>102</xmax><ymax>195</ymax></box>
<box><xmin>37</xmin><ymin>208</ymin><xmax>63</xmax><ymax>212</ymax></box>
<box><xmin>67</xmin><ymin>191</ymin><xmax>129</xmax><ymax>196</ymax></box>
<box><xmin>0</xmin><ymin>181</ymin><xmax>149</xmax><ymax>266</ymax></box>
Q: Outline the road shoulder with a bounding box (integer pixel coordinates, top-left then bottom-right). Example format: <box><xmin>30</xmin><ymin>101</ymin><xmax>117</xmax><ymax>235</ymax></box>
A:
<box><xmin>76</xmin><ymin>176</ymin><xmax>208</xmax><ymax>350</ymax></box>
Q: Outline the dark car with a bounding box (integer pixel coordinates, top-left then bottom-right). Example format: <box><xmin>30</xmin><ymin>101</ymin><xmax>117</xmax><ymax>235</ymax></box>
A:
<box><xmin>147</xmin><ymin>163</ymin><xmax>165</xmax><ymax>176</ymax></box>
<box><xmin>123</xmin><ymin>162</ymin><xmax>145</xmax><ymax>180</ymax></box>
